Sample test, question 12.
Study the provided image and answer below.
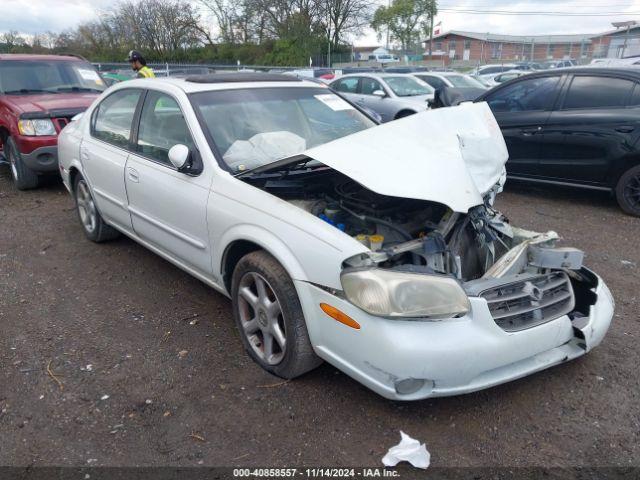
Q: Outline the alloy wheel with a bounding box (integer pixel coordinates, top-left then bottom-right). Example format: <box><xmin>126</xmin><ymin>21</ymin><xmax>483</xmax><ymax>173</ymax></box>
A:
<box><xmin>623</xmin><ymin>173</ymin><xmax>640</xmax><ymax>211</ymax></box>
<box><xmin>237</xmin><ymin>272</ymin><xmax>287</xmax><ymax>365</ymax></box>
<box><xmin>76</xmin><ymin>179</ymin><xmax>97</xmax><ymax>233</ymax></box>
<box><xmin>8</xmin><ymin>144</ymin><xmax>18</xmax><ymax>181</ymax></box>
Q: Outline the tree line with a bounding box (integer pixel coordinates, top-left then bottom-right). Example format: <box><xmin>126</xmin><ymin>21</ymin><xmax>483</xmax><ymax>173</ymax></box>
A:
<box><xmin>0</xmin><ymin>0</ymin><xmax>437</xmax><ymax>66</ymax></box>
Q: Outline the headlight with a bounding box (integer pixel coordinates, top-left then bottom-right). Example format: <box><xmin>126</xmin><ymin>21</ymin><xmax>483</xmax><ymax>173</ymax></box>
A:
<box><xmin>18</xmin><ymin>119</ymin><xmax>56</xmax><ymax>136</ymax></box>
<box><xmin>341</xmin><ymin>268</ymin><xmax>470</xmax><ymax>319</ymax></box>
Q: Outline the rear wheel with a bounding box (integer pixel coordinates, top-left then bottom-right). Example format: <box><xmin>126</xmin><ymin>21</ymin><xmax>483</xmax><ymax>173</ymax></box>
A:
<box><xmin>615</xmin><ymin>165</ymin><xmax>640</xmax><ymax>216</ymax></box>
<box><xmin>6</xmin><ymin>137</ymin><xmax>39</xmax><ymax>190</ymax></box>
<box><xmin>73</xmin><ymin>174</ymin><xmax>120</xmax><ymax>242</ymax></box>
<box><xmin>231</xmin><ymin>251</ymin><xmax>322</xmax><ymax>379</ymax></box>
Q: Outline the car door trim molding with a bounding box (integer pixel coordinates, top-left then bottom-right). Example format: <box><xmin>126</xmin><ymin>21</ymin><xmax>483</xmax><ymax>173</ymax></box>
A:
<box><xmin>508</xmin><ymin>175</ymin><xmax>611</xmax><ymax>191</ymax></box>
<box><xmin>92</xmin><ymin>186</ymin><xmax>129</xmax><ymax>210</ymax></box>
<box><xmin>127</xmin><ymin>205</ymin><xmax>207</xmax><ymax>250</ymax></box>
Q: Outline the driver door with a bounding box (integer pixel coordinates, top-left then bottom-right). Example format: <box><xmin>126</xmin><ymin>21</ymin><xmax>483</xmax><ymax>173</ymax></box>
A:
<box><xmin>482</xmin><ymin>75</ymin><xmax>562</xmax><ymax>178</ymax></box>
<box><xmin>125</xmin><ymin>90</ymin><xmax>214</xmax><ymax>277</ymax></box>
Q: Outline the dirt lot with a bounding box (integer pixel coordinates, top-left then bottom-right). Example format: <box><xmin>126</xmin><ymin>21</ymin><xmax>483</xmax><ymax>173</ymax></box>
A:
<box><xmin>1</xmin><ymin>164</ymin><xmax>639</xmax><ymax>471</ymax></box>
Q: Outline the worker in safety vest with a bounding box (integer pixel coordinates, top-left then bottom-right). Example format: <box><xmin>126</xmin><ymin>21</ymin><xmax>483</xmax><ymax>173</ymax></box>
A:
<box><xmin>127</xmin><ymin>50</ymin><xmax>155</xmax><ymax>78</ymax></box>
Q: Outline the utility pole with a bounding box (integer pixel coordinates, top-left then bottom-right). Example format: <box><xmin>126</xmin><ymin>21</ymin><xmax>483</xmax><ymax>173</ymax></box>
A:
<box><xmin>428</xmin><ymin>14</ymin><xmax>434</xmax><ymax>57</ymax></box>
<box><xmin>385</xmin><ymin>0</ymin><xmax>391</xmax><ymax>50</ymax></box>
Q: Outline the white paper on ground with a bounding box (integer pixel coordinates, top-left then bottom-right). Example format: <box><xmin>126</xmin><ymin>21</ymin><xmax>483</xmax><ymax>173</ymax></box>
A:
<box><xmin>382</xmin><ymin>431</ymin><xmax>430</xmax><ymax>470</ymax></box>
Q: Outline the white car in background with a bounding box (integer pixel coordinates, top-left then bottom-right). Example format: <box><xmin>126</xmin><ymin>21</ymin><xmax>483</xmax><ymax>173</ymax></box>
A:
<box><xmin>484</xmin><ymin>69</ymin><xmax>530</xmax><ymax>87</ymax></box>
<box><xmin>57</xmin><ymin>73</ymin><xmax>613</xmax><ymax>400</ymax></box>
<box><xmin>412</xmin><ymin>71</ymin><xmax>487</xmax><ymax>90</ymax></box>
<box><xmin>330</xmin><ymin>73</ymin><xmax>434</xmax><ymax>122</ymax></box>
<box><xmin>475</xmin><ymin>64</ymin><xmax>518</xmax><ymax>82</ymax></box>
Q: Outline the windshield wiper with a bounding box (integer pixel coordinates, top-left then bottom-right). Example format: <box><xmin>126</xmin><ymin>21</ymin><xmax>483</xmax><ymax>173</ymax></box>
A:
<box><xmin>55</xmin><ymin>86</ymin><xmax>103</xmax><ymax>93</ymax></box>
<box><xmin>235</xmin><ymin>155</ymin><xmax>316</xmax><ymax>178</ymax></box>
<box><xmin>3</xmin><ymin>89</ymin><xmax>59</xmax><ymax>95</ymax></box>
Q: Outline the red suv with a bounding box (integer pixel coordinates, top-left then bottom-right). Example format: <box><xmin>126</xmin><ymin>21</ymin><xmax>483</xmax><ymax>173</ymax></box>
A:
<box><xmin>0</xmin><ymin>54</ymin><xmax>105</xmax><ymax>189</ymax></box>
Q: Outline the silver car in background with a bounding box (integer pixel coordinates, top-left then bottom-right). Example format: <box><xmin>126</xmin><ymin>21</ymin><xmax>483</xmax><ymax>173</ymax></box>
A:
<box><xmin>412</xmin><ymin>71</ymin><xmax>487</xmax><ymax>90</ymax></box>
<box><xmin>330</xmin><ymin>73</ymin><xmax>434</xmax><ymax>122</ymax></box>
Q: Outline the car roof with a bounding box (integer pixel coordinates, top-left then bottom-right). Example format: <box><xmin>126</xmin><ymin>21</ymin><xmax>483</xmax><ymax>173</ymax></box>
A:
<box><xmin>415</xmin><ymin>71</ymin><xmax>464</xmax><ymax>77</ymax></box>
<box><xmin>336</xmin><ymin>72</ymin><xmax>416</xmax><ymax>79</ymax></box>
<box><xmin>0</xmin><ymin>53</ymin><xmax>86</xmax><ymax>62</ymax></box>
<box><xmin>115</xmin><ymin>74</ymin><xmax>324</xmax><ymax>93</ymax></box>
<box><xmin>525</xmin><ymin>66</ymin><xmax>640</xmax><ymax>77</ymax></box>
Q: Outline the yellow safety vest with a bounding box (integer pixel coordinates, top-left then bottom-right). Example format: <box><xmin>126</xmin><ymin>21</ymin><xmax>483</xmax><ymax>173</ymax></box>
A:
<box><xmin>137</xmin><ymin>66</ymin><xmax>155</xmax><ymax>78</ymax></box>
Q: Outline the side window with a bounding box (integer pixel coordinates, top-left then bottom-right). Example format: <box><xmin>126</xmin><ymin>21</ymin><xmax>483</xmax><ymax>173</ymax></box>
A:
<box><xmin>562</xmin><ymin>76</ymin><xmax>634</xmax><ymax>110</ymax></box>
<box><xmin>334</xmin><ymin>77</ymin><xmax>358</xmax><ymax>93</ymax></box>
<box><xmin>360</xmin><ymin>77</ymin><xmax>383</xmax><ymax>95</ymax></box>
<box><xmin>136</xmin><ymin>92</ymin><xmax>195</xmax><ymax>166</ymax></box>
<box><xmin>628</xmin><ymin>83</ymin><xmax>640</xmax><ymax>106</ymax></box>
<box><xmin>486</xmin><ymin>76</ymin><xmax>560</xmax><ymax>113</ymax></box>
<box><xmin>420</xmin><ymin>76</ymin><xmax>446</xmax><ymax>90</ymax></box>
<box><xmin>92</xmin><ymin>89</ymin><xmax>141</xmax><ymax>148</ymax></box>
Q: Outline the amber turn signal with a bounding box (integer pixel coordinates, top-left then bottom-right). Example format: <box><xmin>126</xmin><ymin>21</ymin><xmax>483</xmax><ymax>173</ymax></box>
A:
<box><xmin>320</xmin><ymin>303</ymin><xmax>361</xmax><ymax>330</ymax></box>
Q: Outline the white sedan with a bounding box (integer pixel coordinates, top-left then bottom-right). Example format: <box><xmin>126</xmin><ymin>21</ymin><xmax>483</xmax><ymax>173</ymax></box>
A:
<box><xmin>57</xmin><ymin>74</ymin><xmax>613</xmax><ymax>400</ymax></box>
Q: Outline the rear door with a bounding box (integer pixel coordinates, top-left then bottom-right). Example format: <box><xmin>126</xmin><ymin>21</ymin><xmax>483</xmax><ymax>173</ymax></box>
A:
<box><xmin>481</xmin><ymin>75</ymin><xmax>562</xmax><ymax>177</ymax></box>
<box><xmin>81</xmin><ymin>88</ymin><xmax>143</xmax><ymax>232</ymax></box>
<box><xmin>124</xmin><ymin>90</ymin><xmax>214</xmax><ymax>276</ymax></box>
<box><xmin>540</xmin><ymin>73</ymin><xmax>640</xmax><ymax>186</ymax></box>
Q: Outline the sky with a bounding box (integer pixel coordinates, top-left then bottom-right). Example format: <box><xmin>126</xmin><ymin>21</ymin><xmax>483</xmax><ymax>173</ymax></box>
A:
<box><xmin>2</xmin><ymin>0</ymin><xmax>640</xmax><ymax>45</ymax></box>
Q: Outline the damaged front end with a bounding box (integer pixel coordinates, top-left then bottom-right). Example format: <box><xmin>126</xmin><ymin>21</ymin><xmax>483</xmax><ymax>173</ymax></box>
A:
<box><xmin>237</xmin><ymin>102</ymin><xmax>613</xmax><ymax>399</ymax></box>
<box><xmin>338</xmin><ymin>191</ymin><xmax>599</xmax><ymax>334</ymax></box>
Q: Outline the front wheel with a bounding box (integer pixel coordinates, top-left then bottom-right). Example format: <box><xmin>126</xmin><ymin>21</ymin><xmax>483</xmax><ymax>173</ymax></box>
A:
<box><xmin>6</xmin><ymin>137</ymin><xmax>39</xmax><ymax>190</ymax></box>
<box><xmin>231</xmin><ymin>251</ymin><xmax>322</xmax><ymax>379</ymax></box>
<box><xmin>73</xmin><ymin>174</ymin><xmax>120</xmax><ymax>242</ymax></box>
<box><xmin>615</xmin><ymin>165</ymin><xmax>640</xmax><ymax>216</ymax></box>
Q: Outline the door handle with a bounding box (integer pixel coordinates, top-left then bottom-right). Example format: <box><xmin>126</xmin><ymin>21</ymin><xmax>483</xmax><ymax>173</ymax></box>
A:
<box><xmin>615</xmin><ymin>126</ymin><xmax>635</xmax><ymax>133</ymax></box>
<box><xmin>127</xmin><ymin>167</ymin><xmax>139</xmax><ymax>183</ymax></box>
<box><xmin>521</xmin><ymin>126</ymin><xmax>542</xmax><ymax>136</ymax></box>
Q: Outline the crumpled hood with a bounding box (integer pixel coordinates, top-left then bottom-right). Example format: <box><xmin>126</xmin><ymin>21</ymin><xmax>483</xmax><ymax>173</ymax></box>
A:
<box><xmin>3</xmin><ymin>93</ymin><xmax>98</xmax><ymax>114</ymax></box>
<box><xmin>303</xmin><ymin>102</ymin><xmax>508</xmax><ymax>213</ymax></box>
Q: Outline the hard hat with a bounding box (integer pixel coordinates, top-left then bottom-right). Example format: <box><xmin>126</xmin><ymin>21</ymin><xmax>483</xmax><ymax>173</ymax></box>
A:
<box><xmin>126</xmin><ymin>50</ymin><xmax>144</xmax><ymax>63</ymax></box>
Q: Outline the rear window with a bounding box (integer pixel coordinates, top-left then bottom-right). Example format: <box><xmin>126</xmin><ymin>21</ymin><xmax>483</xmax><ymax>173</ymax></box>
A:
<box><xmin>0</xmin><ymin>59</ymin><xmax>106</xmax><ymax>94</ymax></box>
<box><xmin>562</xmin><ymin>76</ymin><xmax>635</xmax><ymax>109</ymax></box>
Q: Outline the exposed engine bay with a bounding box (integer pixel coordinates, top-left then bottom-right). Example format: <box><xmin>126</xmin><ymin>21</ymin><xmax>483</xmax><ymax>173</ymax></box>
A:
<box><xmin>244</xmin><ymin>165</ymin><xmax>601</xmax><ymax>332</ymax></box>
<box><xmin>245</xmin><ymin>166</ymin><xmax>555</xmax><ymax>282</ymax></box>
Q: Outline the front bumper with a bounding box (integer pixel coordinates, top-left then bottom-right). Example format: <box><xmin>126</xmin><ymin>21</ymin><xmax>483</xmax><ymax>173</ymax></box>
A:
<box><xmin>20</xmin><ymin>145</ymin><xmax>58</xmax><ymax>173</ymax></box>
<box><xmin>295</xmin><ymin>273</ymin><xmax>613</xmax><ymax>401</ymax></box>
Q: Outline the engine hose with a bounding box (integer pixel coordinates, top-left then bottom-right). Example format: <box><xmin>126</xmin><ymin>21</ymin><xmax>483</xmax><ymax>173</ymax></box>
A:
<box><xmin>338</xmin><ymin>203</ymin><xmax>422</xmax><ymax>264</ymax></box>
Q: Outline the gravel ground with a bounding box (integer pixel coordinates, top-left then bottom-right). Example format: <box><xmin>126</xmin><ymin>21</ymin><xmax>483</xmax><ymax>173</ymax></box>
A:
<box><xmin>1</xmin><ymin>165</ymin><xmax>639</xmax><ymax>470</ymax></box>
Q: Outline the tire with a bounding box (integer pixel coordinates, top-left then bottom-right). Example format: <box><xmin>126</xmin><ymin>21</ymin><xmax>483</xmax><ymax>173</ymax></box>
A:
<box><xmin>615</xmin><ymin>165</ymin><xmax>640</xmax><ymax>216</ymax></box>
<box><xmin>231</xmin><ymin>251</ymin><xmax>322</xmax><ymax>379</ymax></box>
<box><xmin>395</xmin><ymin>110</ymin><xmax>416</xmax><ymax>120</ymax></box>
<box><xmin>73</xmin><ymin>174</ymin><xmax>120</xmax><ymax>242</ymax></box>
<box><xmin>6</xmin><ymin>137</ymin><xmax>39</xmax><ymax>190</ymax></box>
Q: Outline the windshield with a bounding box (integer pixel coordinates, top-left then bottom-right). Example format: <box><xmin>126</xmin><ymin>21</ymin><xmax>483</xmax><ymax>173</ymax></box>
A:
<box><xmin>384</xmin><ymin>76</ymin><xmax>433</xmax><ymax>96</ymax></box>
<box><xmin>191</xmin><ymin>87</ymin><xmax>376</xmax><ymax>172</ymax></box>
<box><xmin>446</xmin><ymin>75</ymin><xmax>485</xmax><ymax>88</ymax></box>
<box><xmin>0</xmin><ymin>60</ymin><xmax>106</xmax><ymax>94</ymax></box>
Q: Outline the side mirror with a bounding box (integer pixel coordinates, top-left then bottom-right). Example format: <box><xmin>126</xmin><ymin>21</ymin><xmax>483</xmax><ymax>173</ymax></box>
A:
<box><xmin>168</xmin><ymin>144</ymin><xmax>190</xmax><ymax>170</ymax></box>
<box><xmin>372</xmin><ymin>89</ymin><xmax>386</xmax><ymax>98</ymax></box>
